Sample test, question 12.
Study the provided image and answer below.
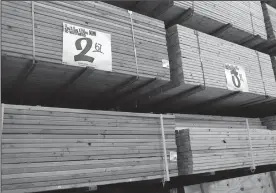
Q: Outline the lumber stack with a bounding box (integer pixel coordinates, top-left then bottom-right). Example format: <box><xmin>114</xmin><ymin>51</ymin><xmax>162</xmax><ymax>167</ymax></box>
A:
<box><xmin>271</xmin><ymin>56</ymin><xmax>276</xmax><ymax>77</ymax></box>
<box><xmin>1</xmin><ymin>1</ymin><xmax>170</xmax><ymax>108</ymax></box>
<box><xmin>167</xmin><ymin>24</ymin><xmax>276</xmax><ymax>96</ymax></box>
<box><xmin>1</xmin><ymin>104</ymin><xmax>177</xmax><ymax>193</ymax></box>
<box><xmin>128</xmin><ymin>1</ymin><xmax>267</xmax><ymax>49</ymax></box>
<box><xmin>185</xmin><ymin>172</ymin><xmax>275</xmax><ymax>193</ymax></box>
<box><xmin>261</xmin><ymin>2</ymin><xmax>276</xmax><ymax>56</ymax></box>
<box><xmin>130</xmin><ymin>25</ymin><xmax>276</xmax><ymax>114</ymax></box>
<box><xmin>262</xmin><ymin>3</ymin><xmax>276</xmax><ymax>41</ymax></box>
<box><xmin>174</xmin><ymin>114</ymin><xmax>264</xmax><ymax>129</ymax></box>
<box><xmin>175</xmin><ymin>114</ymin><xmax>276</xmax><ymax>175</ymax></box>
<box><xmin>168</xmin><ymin>25</ymin><xmax>276</xmax><ymax>110</ymax></box>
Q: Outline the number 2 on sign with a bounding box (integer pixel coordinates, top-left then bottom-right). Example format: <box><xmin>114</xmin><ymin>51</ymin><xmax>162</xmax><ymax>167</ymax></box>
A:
<box><xmin>74</xmin><ymin>38</ymin><xmax>104</xmax><ymax>63</ymax></box>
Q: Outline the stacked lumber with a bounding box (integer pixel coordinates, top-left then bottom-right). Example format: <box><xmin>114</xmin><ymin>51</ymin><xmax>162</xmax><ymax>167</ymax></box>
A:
<box><xmin>1</xmin><ymin>1</ymin><xmax>169</xmax><ymax>107</ymax></box>
<box><xmin>260</xmin><ymin>2</ymin><xmax>276</xmax><ymax>56</ymax></box>
<box><xmin>128</xmin><ymin>1</ymin><xmax>267</xmax><ymax>49</ymax></box>
<box><xmin>175</xmin><ymin>114</ymin><xmax>276</xmax><ymax>175</ymax></box>
<box><xmin>129</xmin><ymin>24</ymin><xmax>276</xmax><ymax>114</ymax></box>
<box><xmin>167</xmin><ymin>25</ymin><xmax>276</xmax><ymax>111</ymax></box>
<box><xmin>248</xmin><ymin>1</ymin><xmax>268</xmax><ymax>40</ymax></box>
<box><xmin>262</xmin><ymin>3</ymin><xmax>276</xmax><ymax>41</ymax></box>
<box><xmin>271</xmin><ymin>56</ymin><xmax>276</xmax><ymax>77</ymax></box>
<box><xmin>185</xmin><ymin>172</ymin><xmax>275</xmax><ymax>193</ymax></box>
<box><xmin>1</xmin><ymin>104</ymin><xmax>177</xmax><ymax>193</ymax></box>
<box><xmin>167</xmin><ymin>24</ymin><xmax>276</xmax><ymax>96</ymax></box>
<box><xmin>174</xmin><ymin>114</ymin><xmax>264</xmax><ymax>129</ymax></box>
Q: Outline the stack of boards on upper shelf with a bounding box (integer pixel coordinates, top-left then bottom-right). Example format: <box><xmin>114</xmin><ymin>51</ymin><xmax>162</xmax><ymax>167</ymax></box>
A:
<box><xmin>174</xmin><ymin>114</ymin><xmax>276</xmax><ymax>175</ymax></box>
<box><xmin>129</xmin><ymin>24</ymin><xmax>276</xmax><ymax>116</ymax></box>
<box><xmin>167</xmin><ymin>24</ymin><xmax>276</xmax><ymax>97</ymax></box>
<box><xmin>113</xmin><ymin>1</ymin><xmax>268</xmax><ymax>51</ymax></box>
<box><xmin>261</xmin><ymin>2</ymin><xmax>276</xmax><ymax>56</ymax></box>
<box><xmin>1</xmin><ymin>104</ymin><xmax>177</xmax><ymax>193</ymax></box>
<box><xmin>1</xmin><ymin>1</ymin><xmax>170</xmax><ymax>108</ymax></box>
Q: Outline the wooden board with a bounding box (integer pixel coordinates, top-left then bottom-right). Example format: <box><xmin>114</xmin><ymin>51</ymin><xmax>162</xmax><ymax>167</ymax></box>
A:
<box><xmin>262</xmin><ymin>3</ymin><xmax>276</xmax><ymax>41</ymax></box>
<box><xmin>107</xmin><ymin>1</ymin><xmax>275</xmax><ymax>55</ymax></box>
<box><xmin>3</xmin><ymin>104</ymin><xmax>276</xmax><ymax>192</ymax></box>
<box><xmin>128</xmin><ymin>25</ymin><xmax>276</xmax><ymax>115</ymax></box>
<box><xmin>115</xmin><ymin>1</ymin><xmax>269</xmax><ymax>51</ymax></box>
<box><xmin>261</xmin><ymin>2</ymin><xmax>276</xmax><ymax>56</ymax></box>
<box><xmin>1</xmin><ymin>104</ymin><xmax>177</xmax><ymax>193</ymax></box>
<box><xmin>184</xmin><ymin>172</ymin><xmax>275</xmax><ymax>193</ymax></box>
<box><xmin>167</xmin><ymin>25</ymin><xmax>276</xmax><ymax>97</ymax></box>
<box><xmin>175</xmin><ymin>114</ymin><xmax>276</xmax><ymax>175</ymax></box>
<box><xmin>0</xmin><ymin>105</ymin><xmax>4</xmax><ymax>193</ymax></box>
<box><xmin>1</xmin><ymin>1</ymin><xmax>170</xmax><ymax>110</ymax></box>
<box><xmin>169</xmin><ymin>25</ymin><xmax>276</xmax><ymax>112</ymax></box>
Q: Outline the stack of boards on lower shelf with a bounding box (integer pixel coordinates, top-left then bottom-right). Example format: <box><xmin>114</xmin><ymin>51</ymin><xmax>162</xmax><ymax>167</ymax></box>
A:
<box><xmin>1</xmin><ymin>104</ymin><xmax>177</xmax><ymax>193</ymax></box>
<box><xmin>184</xmin><ymin>172</ymin><xmax>275</xmax><ymax>193</ymax></box>
<box><xmin>2</xmin><ymin>104</ymin><xmax>276</xmax><ymax>192</ymax></box>
<box><xmin>131</xmin><ymin>24</ymin><xmax>276</xmax><ymax>115</ymax></box>
<box><xmin>1</xmin><ymin>1</ymin><xmax>169</xmax><ymax>108</ymax></box>
<box><xmin>175</xmin><ymin>114</ymin><xmax>276</xmax><ymax>175</ymax></box>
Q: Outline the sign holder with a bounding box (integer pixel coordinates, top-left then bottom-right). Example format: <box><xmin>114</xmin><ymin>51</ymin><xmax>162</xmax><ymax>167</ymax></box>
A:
<box><xmin>62</xmin><ymin>23</ymin><xmax>112</xmax><ymax>71</ymax></box>
<box><xmin>225</xmin><ymin>64</ymin><xmax>249</xmax><ymax>92</ymax></box>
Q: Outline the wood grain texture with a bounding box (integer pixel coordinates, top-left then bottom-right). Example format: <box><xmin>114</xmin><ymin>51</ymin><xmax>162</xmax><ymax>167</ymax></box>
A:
<box><xmin>184</xmin><ymin>172</ymin><xmax>275</xmax><ymax>193</ymax></box>
<box><xmin>175</xmin><ymin>114</ymin><xmax>276</xmax><ymax>175</ymax></box>
<box><xmin>259</xmin><ymin>2</ymin><xmax>276</xmax><ymax>57</ymax></box>
<box><xmin>1</xmin><ymin>104</ymin><xmax>177</xmax><ymax>193</ymax></box>
<box><xmin>131</xmin><ymin>25</ymin><xmax>276</xmax><ymax>114</ymax></box>
<box><xmin>0</xmin><ymin>105</ymin><xmax>4</xmax><ymax>193</ymax></box>
<box><xmin>1</xmin><ymin>1</ymin><xmax>170</xmax><ymax>109</ymax></box>
<box><xmin>167</xmin><ymin>25</ymin><xmax>276</xmax><ymax>97</ymax></box>
<box><xmin>262</xmin><ymin>3</ymin><xmax>276</xmax><ymax>41</ymax></box>
<box><xmin>129</xmin><ymin>1</ymin><xmax>267</xmax><ymax>49</ymax></box>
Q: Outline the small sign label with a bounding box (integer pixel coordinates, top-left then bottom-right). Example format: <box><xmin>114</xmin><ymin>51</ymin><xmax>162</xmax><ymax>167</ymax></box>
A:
<box><xmin>225</xmin><ymin>64</ymin><xmax>248</xmax><ymax>92</ymax></box>
<box><xmin>162</xmin><ymin>59</ymin><xmax>170</xmax><ymax>69</ymax></box>
<box><xmin>62</xmin><ymin>23</ymin><xmax>112</xmax><ymax>71</ymax></box>
<box><xmin>170</xmin><ymin>151</ymin><xmax>177</xmax><ymax>162</ymax></box>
